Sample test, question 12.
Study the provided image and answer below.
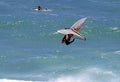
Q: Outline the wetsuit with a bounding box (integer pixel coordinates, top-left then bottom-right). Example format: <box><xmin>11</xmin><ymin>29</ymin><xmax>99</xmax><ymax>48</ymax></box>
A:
<box><xmin>62</xmin><ymin>34</ymin><xmax>75</xmax><ymax>45</ymax></box>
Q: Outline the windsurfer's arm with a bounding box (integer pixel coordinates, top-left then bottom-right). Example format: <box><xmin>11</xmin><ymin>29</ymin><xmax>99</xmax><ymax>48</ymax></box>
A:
<box><xmin>61</xmin><ymin>35</ymin><xmax>66</xmax><ymax>44</ymax></box>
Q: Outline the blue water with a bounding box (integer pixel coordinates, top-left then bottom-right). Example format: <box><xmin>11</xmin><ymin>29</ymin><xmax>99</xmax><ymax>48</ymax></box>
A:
<box><xmin>0</xmin><ymin>0</ymin><xmax>120</xmax><ymax>82</ymax></box>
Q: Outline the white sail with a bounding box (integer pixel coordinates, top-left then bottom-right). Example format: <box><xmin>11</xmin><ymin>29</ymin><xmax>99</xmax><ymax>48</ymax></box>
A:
<box><xmin>57</xmin><ymin>17</ymin><xmax>87</xmax><ymax>40</ymax></box>
<box><xmin>57</xmin><ymin>28</ymin><xmax>86</xmax><ymax>40</ymax></box>
<box><xmin>71</xmin><ymin>17</ymin><xmax>87</xmax><ymax>31</ymax></box>
<box><xmin>57</xmin><ymin>29</ymin><xmax>75</xmax><ymax>34</ymax></box>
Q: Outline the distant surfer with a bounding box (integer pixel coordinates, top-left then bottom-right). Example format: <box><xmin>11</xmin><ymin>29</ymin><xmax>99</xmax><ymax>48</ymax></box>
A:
<box><xmin>33</xmin><ymin>6</ymin><xmax>44</xmax><ymax>11</ymax></box>
<box><xmin>34</xmin><ymin>6</ymin><xmax>48</xmax><ymax>11</ymax></box>
<box><xmin>37</xmin><ymin>6</ymin><xmax>43</xmax><ymax>11</ymax></box>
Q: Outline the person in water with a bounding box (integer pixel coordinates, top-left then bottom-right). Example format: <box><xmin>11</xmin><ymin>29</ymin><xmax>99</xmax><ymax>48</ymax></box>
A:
<box><xmin>37</xmin><ymin>6</ymin><xmax>43</xmax><ymax>10</ymax></box>
<box><xmin>62</xmin><ymin>34</ymin><xmax>75</xmax><ymax>45</ymax></box>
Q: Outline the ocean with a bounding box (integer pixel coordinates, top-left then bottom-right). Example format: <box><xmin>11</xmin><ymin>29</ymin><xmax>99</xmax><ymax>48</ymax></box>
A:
<box><xmin>0</xmin><ymin>0</ymin><xmax>120</xmax><ymax>82</ymax></box>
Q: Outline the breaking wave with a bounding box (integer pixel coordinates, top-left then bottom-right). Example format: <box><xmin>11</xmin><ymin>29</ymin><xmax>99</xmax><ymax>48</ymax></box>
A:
<box><xmin>1</xmin><ymin>67</ymin><xmax>120</xmax><ymax>82</ymax></box>
<box><xmin>52</xmin><ymin>67</ymin><xmax>120</xmax><ymax>82</ymax></box>
<box><xmin>0</xmin><ymin>79</ymin><xmax>34</xmax><ymax>82</ymax></box>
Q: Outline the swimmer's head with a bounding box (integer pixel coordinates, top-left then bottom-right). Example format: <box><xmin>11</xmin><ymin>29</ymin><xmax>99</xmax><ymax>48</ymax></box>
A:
<box><xmin>38</xmin><ymin>6</ymin><xmax>42</xmax><ymax>10</ymax></box>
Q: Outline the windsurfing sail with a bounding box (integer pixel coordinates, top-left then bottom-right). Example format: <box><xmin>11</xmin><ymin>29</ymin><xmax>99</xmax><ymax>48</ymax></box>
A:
<box><xmin>57</xmin><ymin>28</ymin><xmax>75</xmax><ymax>35</ymax></box>
<box><xmin>71</xmin><ymin>17</ymin><xmax>87</xmax><ymax>31</ymax></box>
<box><xmin>57</xmin><ymin>17</ymin><xmax>87</xmax><ymax>40</ymax></box>
<box><xmin>57</xmin><ymin>28</ymin><xmax>86</xmax><ymax>40</ymax></box>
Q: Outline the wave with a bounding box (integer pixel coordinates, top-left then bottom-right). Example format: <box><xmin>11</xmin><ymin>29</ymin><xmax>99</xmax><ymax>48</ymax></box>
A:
<box><xmin>51</xmin><ymin>67</ymin><xmax>120</xmax><ymax>82</ymax></box>
<box><xmin>109</xmin><ymin>27</ymin><xmax>120</xmax><ymax>33</ymax></box>
<box><xmin>0</xmin><ymin>68</ymin><xmax>119</xmax><ymax>82</ymax></box>
<box><xmin>0</xmin><ymin>79</ymin><xmax>34</xmax><ymax>82</ymax></box>
<box><xmin>114</xmin><ymin>50</ymin><xmax>120</xmax><ymax>55</ymax></box>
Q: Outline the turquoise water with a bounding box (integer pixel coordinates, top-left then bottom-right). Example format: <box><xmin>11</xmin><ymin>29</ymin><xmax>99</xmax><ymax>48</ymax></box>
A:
<box><xmin>0</xmin><ymin>0</ymin><xmax>120</xmax><ymax>82</ymax></box>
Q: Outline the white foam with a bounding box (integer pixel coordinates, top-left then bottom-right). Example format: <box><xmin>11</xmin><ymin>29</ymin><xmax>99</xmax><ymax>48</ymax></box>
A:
<box><xmin>110</xmin><ymin>27</ymin><xmax>118</xmax><ymax>30</ymax></box>
<box><xmin>52</xmin><ymin>67</ymin><xmax>120</xmax><ymax>82</ymax></box>
<box><xmin>0</xmin><ymin>79</ymin><xmax>43</xmax><ymax>82</ymax></box>
<box><xmin>110</xmin><ymin>27</ymin><xmax>120</xmax><ymax>32</ymax></box>
<box><xmin>1</xmin><ymin>68</ymin><xmax>120</xmax><ymax>82</ymax></box>
<box><xmin>34</xmin><ymin>8</ymin><xmax>52</xmax><ymax>12</ymax></box>
<box><xmin>114</xmin><ymin>50</ymin><xmax>120</xmax><ymax>55</ymax></box>
<box><xmin>0</xmin><ymin>79</ymin><xmax>33</xmax><ymax>82</ymax></box>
